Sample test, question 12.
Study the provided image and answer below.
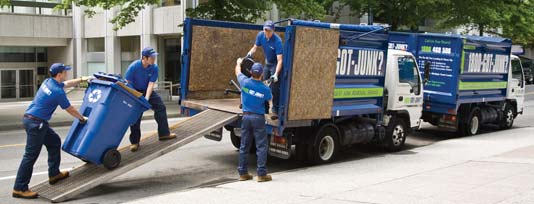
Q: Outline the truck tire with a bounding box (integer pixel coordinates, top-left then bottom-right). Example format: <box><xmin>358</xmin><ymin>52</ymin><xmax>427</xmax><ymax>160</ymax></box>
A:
<box><xmin>230</xmin><ymin>129</ymin><xmax>241</xmax><ymax>149</ymax></box>
<box><xmin>461</xmin><ymin>108</ymin><xmax>481</xmax><ymax>136</ymax></box>
<box><xmin>384</xmin><ymin>118</ymin><xmax>407</xmax><ymax>152</ymax></box>
<box><xmin>308</xmin><ymin>124</ymin><xmax>339</xmax><ymax>164</ymax></box>
<box><xmin>102</xmin><ymin>149</ymin><xmax>121</xmax><ymax>170</ymax></box>
<box><xmin>230</xmin><ymin>128</ymin><xmax>256</xmax><ymax>153</ymax></box>
<box><xmin>499</xmin><ymin>103</ymin><xmax>515</xmax><ymax>130</ymax></box>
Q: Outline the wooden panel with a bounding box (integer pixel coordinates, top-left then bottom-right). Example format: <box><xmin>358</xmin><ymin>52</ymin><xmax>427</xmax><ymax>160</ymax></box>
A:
<box><xmin>287</xmin><ymin>27</ymin><xmax>339</xmax><ymax>120</ymax></box>
<box><xmin>188</xmin><ymin>25</ymin><xmax>283</xmax><ymax>100</ymax></box>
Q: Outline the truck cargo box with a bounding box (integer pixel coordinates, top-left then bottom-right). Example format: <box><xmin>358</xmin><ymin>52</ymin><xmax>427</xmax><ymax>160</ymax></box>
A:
<box><xmin>389</xmin><ymin>32</ymin><xmax>512</xmax><ymax>115</ymax></box>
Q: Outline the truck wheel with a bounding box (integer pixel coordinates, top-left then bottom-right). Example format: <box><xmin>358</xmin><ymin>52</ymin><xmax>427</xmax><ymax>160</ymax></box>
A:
<box><xmin>102</xmin><ymin>149</ymin><xmax>121</xmax><ymax>170</ymax></box>
<box><xmin>308</xmin><ymin>124</ymin><xmax>339</xmax><ymax>164</ymax></box>
<box><xmin>230</xmin><ymin>129</ymin><xmax>241</xmax><ymax>149</ymax></box>
<box><xmin>499</xmin><ymin>104</ymin><xmax>515</xmax><ymax>130</ymax></box>
<box><xmin>230</xmin><ymin>128</ymin><xmax>256</xmax><ymax>153</ymax></box>
<box><xmin>462</xmin><ymin>108</ymin><xmax>481</xmax><ymax>136</ymax></box>
<box><xmin>384</xmin><ymin>118</ymin><xmax>407</xmax><ymax>152</ymax></box>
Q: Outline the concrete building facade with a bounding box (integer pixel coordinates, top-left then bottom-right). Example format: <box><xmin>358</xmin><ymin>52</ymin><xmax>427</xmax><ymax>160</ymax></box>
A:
<box><xmin>0</xmin><ymin>0</ymin><xmax>191</xmax><ymax>101</ymax></box>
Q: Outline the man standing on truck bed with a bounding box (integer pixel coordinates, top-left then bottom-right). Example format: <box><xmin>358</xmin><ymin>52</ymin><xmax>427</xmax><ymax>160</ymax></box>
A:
<box><xmin>125</xmin><ymin>47</ymin><xmax>176</xmax><ymax>152</ymax></box>
<box><xmin>13</xmin><ymin>63</ymin><xmax>90</xmax><ymax>199</ymax></box>
<box><xmin>235</xmin><ymin>57</ymin><xmax>273</xmax><ymax>182</ymax></box>
<box><xmin>246</xmin><ymin>20</ymin><xmax>283</xmax><ymax>119</ymax></box>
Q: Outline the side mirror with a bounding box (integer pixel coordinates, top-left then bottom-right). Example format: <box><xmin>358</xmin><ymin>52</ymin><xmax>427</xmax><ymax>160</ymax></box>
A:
<box><xmin>423</xmin><ymin>61</ymin><xmax>431</xmax><ymax>84</ymax></box>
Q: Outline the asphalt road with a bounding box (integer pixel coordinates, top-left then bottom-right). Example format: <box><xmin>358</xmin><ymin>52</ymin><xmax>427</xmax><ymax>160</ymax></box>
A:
<box><xmin>0</xmin><ymin>85</ymin><xmax>533</xmax><ymax>204</ymax></box>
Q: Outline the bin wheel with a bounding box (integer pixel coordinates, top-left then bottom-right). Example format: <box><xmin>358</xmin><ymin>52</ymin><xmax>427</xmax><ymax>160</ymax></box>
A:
<box><xmin>102</xmin><ymin>149</ymin><xmax>121</xmax><ymax>170</ymax></box>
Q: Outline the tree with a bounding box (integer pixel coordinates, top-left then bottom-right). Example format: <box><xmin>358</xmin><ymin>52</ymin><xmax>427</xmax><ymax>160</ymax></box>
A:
<box><xmin>437</xmin><ymin>0</ymin><xmax>534</xmax><ymax>45</ymax></box>
<box><xmin>186</xmin><ymin>0</ymin><xmax>268</xmax><ymax>23</ymax></box>
<box><xmin>500</xmin><ymin>1</ymin><xmax>534</xmax><ymax>46</ymax></box>
<box><xmin>340</xmin><ymin>0</ymin><xmax>442</xmax><ymax>31</ymax></box>
<box><xmin>186</xmin><ymin>0</ymin><xmax>327</xmax><ymax>23</ymax></box>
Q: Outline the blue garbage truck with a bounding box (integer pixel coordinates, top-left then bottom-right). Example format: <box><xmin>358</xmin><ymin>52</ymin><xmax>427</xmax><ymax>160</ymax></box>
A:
<box><xmin>179</xmin><ymin>18</ymin><xmax>424</xmax><ymax>164</ymax></box>
<box><xmin>389</xmin><ymin>32</ymin><xmax>526</xmax><ymax>135</ymax></box>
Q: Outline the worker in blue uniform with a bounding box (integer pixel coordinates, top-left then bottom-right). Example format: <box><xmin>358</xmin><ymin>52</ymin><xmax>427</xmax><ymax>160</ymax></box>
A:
<box><xmin>13</xmin><ymin>63</ymin><xmax>90</xmax><ymax>199</ymax></box>
<box><xmin>125</xmin><ymin>47</ymin><xmax>176</xmax><ymax>152</ymax></box>
<box><xmin>246</xmin><ymin>20</ymin><xmax>283</xmax><ymax>119</ymax></box>
<box><xmin>235</xmin><ymin>58</ymin><xmax>273</xmax><ymax>182</ymax></box>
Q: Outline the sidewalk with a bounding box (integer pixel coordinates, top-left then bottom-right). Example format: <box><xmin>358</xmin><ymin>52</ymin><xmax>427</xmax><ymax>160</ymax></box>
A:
<box><xmin>128</xmin><ymin>127</ymin><xmax>534</xmax><ymax>204</ymax></box>
<box><xmin>0</xmin><ymin>88</ymin><xmax>182</xmax><ymax>131</ymax></box>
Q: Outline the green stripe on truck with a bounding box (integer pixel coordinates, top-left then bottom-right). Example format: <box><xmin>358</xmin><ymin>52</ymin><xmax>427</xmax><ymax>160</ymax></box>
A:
<box><xmin>458</xmin><ymin>81</ymin><xmax>507</xmax><ymax>90</ymax></box>
<box><xmin>334</xmin><ymin>87</ymin><xmax>384</xmax><ymax>99</ymax></box>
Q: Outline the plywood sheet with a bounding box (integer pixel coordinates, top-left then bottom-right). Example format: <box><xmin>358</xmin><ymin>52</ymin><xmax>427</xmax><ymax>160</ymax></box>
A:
<box><xmin>188</xmin><ymin>25</ymin><xmax>283</xmax><ymax>100</ymax></box>
<box><xmin>287</xmin><ymin>27</ymin><xmax>339</xmax><ymax>120</ymax></box>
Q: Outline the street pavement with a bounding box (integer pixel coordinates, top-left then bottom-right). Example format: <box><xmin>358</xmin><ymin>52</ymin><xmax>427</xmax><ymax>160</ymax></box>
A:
<box><xmin>0</xmin><ymin>85</ymin><xmax>533</xmax><ymax>204</ymax></box>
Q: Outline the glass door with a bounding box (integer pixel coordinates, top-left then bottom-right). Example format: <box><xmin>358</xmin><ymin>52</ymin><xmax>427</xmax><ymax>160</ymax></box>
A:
<box><xmin>19</xmin><ymin>69</ymin><xmax>35</xmax><ymax>98</ymax></box>
<box><xmin>0</xmin><ymin>70</ymin><xmax>17</xmax><ymax>99</ymax></box>
<box><xmin>0</xmin><ymin>69</ymin><xmax>35</xmax><ymax>100</ymax></box>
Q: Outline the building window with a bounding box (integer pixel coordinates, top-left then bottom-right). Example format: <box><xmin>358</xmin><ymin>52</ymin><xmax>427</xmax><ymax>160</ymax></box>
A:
<box><xmin>162</xmin><ymin>0</ymin><xmax>181</xmax><ymax>6</ymax></box>
<box><xmin>87</xmin><ymin>62</ymin><xmax>106</xmax><ymax>76</ymax></box>
<box><xmin>0</xmin><ymin>47</ymin><xmax>47</xmax><ymax>63</ymax></box>
<box><xmin>87</xmin><ymin>38</ymin><xmax>105</xmax><ymax>52</ymax></box>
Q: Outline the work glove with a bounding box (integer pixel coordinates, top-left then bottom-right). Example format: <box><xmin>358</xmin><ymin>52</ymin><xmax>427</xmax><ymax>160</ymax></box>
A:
<box><xmin>79</xmin><ymin>116</ymin><xmax>88</xmax><ymax>124</ymax></box>
<box><xmin>246</xmin><ymin>51</ymin><xmax>253</xmax><ymax>58</ymax></box>
<box><xmin>145</xmin><ymin>96</ymin><xmax>150</xmax><ymax>101</ymax></box>
<box><xmin>270</xmin><ymin>75</ymin><xmax>278</xmax><ymax>83</ymax></box>
<box><xmin>236</xmin><ymin>57</ymin><xmax>243</xmax><ymax>65</ymax></box>
<box><xmin>81</xmin><ymin>76</ymin><xmax>95</xmax><ymax>83</ymax></box>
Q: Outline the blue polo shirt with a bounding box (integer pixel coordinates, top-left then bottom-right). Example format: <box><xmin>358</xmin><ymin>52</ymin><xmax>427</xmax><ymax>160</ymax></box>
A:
<box><xmin>255</xmin><ymin>31</ymin><xmax>283</xmax><ymax>64</ymax></box>
<box><xmin>25</xmin><ymin>78</ymin><xmax>71</xmax><ymax>121</ymax></box>
<box><xmin>124</xmin><ymin>59</ymin><xmax>159</xmax><ymax>91</ymax></box>
<box><xmin>237</xmin><ymin>73</ymin><xmax>272</xmax><ymax>115</ymax></box>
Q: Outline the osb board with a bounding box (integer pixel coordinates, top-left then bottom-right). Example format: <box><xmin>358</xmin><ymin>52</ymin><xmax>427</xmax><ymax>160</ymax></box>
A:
<box><xmin>287</xmin><ymin>27</ymin><xmax>339</xmax><ymax>121</ymax></box>
<box><xmin>188</xmin><ymin>25</ymin><xmax>283</xmax><ymax>100</ymax></box>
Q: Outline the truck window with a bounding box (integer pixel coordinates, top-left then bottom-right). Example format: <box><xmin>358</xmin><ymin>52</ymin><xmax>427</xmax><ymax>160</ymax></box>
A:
<box><xmin>398</xmin><ymin>56</ymin><xmax>421</xmax><ymax>95</ymax></box>
<box><xmin>511</xmin><ymin>59</ymin><xmax>524</xmax><ymax>87</ymax></box>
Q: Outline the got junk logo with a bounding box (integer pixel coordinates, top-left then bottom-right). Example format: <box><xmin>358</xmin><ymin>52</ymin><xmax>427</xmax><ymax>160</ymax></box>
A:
<box><xmin>88</xmin><ymin>89</ymin><xmax>102</xmax><ymax>103</ymax></box>
<box><xmin>337</xmin><ymin>49</ymin><xmax>385</xmax><ymax>77</ymax></box>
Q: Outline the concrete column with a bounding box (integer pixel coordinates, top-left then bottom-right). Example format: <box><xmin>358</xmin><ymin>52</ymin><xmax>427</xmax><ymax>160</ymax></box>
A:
<box><xmin>105</xmin><ymin>8</ymin><xmax>122</xmax><ymax>74</ymax></box>
<box><xmin>72</xmin><ymin>5</ymin><xmax>86</xmax><ymax>77</ymax></box>
<box><xmin>140</xmin><ymin>6</ymin><xmax>157</xmax><ymax>51</ymax></box>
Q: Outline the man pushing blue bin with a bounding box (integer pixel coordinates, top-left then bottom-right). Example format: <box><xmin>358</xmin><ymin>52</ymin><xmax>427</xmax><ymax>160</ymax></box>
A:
<box><xmin>62</xmin><ymin>73</ymin><xmax>151</xmax><ymax>170</ymax></box>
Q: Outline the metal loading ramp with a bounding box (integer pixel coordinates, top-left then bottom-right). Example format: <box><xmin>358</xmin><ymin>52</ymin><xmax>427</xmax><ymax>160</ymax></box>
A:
<box><xmin>31</xmin><ymin>109</ymin><xmax>238</xmax><ymax>203</ymax></box>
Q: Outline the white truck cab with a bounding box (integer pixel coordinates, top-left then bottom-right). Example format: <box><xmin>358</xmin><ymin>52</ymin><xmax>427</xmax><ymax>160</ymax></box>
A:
<box><xmin>384</xmin><ymin>49</ymin><xmax>425</xmax><ymax>131</ymax></box>
<box><xmin>507</xmin><ymin>55</ymin><xmax>526</xmax><ymax>115</ymax></box>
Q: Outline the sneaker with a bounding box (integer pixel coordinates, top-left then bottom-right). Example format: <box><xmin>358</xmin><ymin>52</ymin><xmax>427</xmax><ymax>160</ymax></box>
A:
<box><xmin>12</xmin><ymin>189</ymin><xmax>38</xmax><ymax>199</ymax></box>
<box><xmin>130</xmin><ymin>144</ymin><xmax>139</xmax><ymax>152</ymax></box>
<box><xmin>238</xmin><ymin>174</ymin><xmax>253</xmax><ymax>181</ymax></box>
<box><xmin>159</xmin><ymin>133</ymin><xmax>177</xmax><ymax>141</ymax></box>
<box><xmin>49</xmin><ymin>171</ymin><xmax>69</xmax><ymax>185</ymax></box>
<box><xmin>257</xmin><ymin>174</ymin><xmax>272</xmax><ymax>182</ymax></box>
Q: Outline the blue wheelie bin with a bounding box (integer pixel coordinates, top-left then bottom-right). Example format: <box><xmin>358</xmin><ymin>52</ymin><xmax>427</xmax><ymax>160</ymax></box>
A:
<box><xmin>62</xmin><ymin>73</ymin><xmax>151</xmax><ymax>169</ymax></box>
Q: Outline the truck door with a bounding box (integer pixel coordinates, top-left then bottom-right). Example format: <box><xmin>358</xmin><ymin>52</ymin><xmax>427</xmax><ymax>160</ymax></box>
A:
<box><xmin>509</xmin><ymin>57</ymin><xmax>525</xmax><ymax>114</ymax></box>
<box><xmin>391</xmin><ymin>55</ymin><xmax>423</xmax><ymax>128</ymax></box>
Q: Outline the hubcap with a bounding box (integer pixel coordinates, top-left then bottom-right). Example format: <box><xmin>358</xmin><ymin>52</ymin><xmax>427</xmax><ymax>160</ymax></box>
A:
<box><xmin>470</xmin><ymin>116</ymin><xmax>479</xmax><ymax>134</ymax></box>
<box><xmin>506</xmin><ymin>109</ymin><xmax>514</xmax><ymax>126</ymax></box>
<box><xmin>319</xmin><ymin>135</ymin><xmax>335</xmax><ymax>161</ymax></box>
<box><xmin>392</xmin><ymin>125</ymin><xmax>405</xmax><ymax>146</ymax></box>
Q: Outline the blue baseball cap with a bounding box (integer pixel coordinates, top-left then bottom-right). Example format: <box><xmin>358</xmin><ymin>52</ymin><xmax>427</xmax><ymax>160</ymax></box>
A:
<box><xmin>142</xmin><ymin>47</ymin><xmax>158</xmax><ymax>57</ymax></box>
<box><xmin>263</xmin><ymin>20</ymin><xmax>275</xmax><ymax>31</ymax></box>
<box><xmin>49</xmin><ymin>63</ymin><xmax>71</xmax><ymax>75</ymax></box>
<box><xmin>251</xmin><ymin>63</ymin><xmax>263</xmax><ymax>76</ymax></box>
